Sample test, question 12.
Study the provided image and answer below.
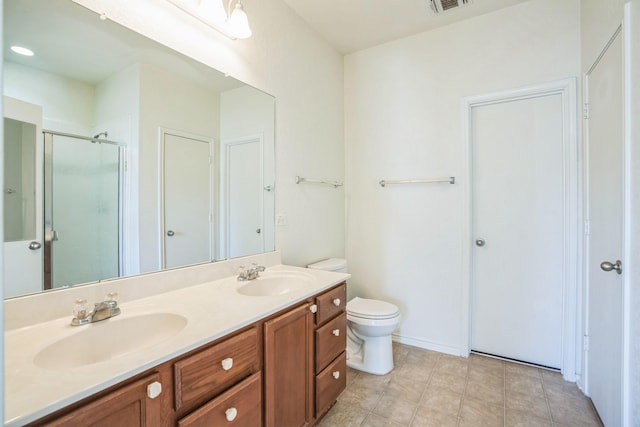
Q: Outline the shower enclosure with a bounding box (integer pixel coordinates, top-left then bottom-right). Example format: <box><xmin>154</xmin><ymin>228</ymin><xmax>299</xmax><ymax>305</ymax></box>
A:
<box><xmin>44</xmin><ymin>131</ymin><xmax>124</xmax><ymax>290</ymax></box>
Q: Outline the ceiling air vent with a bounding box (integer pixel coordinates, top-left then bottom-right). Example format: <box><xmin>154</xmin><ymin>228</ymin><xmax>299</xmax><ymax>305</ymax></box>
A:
<box><xmin>429</xmin><ymin>0</ymin><xmax>472</xmax><ymax>14</ymax></box>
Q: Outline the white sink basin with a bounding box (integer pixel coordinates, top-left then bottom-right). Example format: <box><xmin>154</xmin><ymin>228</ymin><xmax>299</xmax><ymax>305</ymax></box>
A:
<box><xmin>237</xmin><ymin>271</ymin><xmax>316</xmax><ymax>296</ymax></box>
<box><xmin>34</xmin><ymin>313</ymin><xmax>188</xmax><ymax>370</ymax></box>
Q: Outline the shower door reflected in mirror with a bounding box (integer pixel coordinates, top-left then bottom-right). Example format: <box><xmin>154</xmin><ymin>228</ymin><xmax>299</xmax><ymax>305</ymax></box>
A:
<box><xmin>44</xmin><ymin>132</ymin><xmax>123</xmax><ymax>289</ymax></box>
<box><xmin>3</xmin><ymin>98</ymin><xmax>43</xmax><ymax>298</ymax></box>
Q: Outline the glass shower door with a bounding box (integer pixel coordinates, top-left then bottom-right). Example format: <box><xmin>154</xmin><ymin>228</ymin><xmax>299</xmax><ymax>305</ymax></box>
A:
<box><xmin>45</xmin><ymin>133</ymin><xmax>122</xmax><ymax>289</ymax></box>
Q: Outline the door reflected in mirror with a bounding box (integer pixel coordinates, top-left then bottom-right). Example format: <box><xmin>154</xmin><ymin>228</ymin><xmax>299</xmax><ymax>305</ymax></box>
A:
<box><xmin>3</xmin><ymin>0</ymin><xmax>276</xmax><ymax>298</ymax></box>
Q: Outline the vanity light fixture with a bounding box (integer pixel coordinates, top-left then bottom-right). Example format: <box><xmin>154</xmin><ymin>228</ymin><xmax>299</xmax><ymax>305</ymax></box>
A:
<box><xmin>167</xmin><ymin>0</ymin><xmax>252</xmax><ymax>40</ymax></box>
<box><xmin>10</xmin><ymin>45</ymin><xmax>35</xmax><ymax>56</ymax></box>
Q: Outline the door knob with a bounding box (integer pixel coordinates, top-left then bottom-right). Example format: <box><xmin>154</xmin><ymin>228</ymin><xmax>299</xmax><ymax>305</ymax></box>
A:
<box><xmin>29</xmin><ymin>241</ymin><xmax>42</xmax><ymax>250</ymax></box>
<box><xmin>475</xmin><ymin>239</ymin><xmax>485</xmax><ymax>247</ymax></box>
<box><xmin>600</xmin><ymin>260</ymin><xmax>622</xmax><ymax>275</ymax></box>
<box><xmin>256</xmin><ymin>228</ymin><xmax>261</xmax><ymax>234</ymax></box>
<box><xmin>166</xmin><ymin>230</ymin><xmax>175</xmax><ymax>237</ymax></box>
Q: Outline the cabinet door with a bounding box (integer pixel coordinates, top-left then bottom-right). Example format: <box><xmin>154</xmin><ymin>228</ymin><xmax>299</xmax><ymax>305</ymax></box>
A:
<box><xmin>44</xmin><ymin>373</ymin><xmax>162</xmax><ymax>427</ymax></box>
<box><xmin>264</xmin><ymin>303</ymin><xmax>313</xmax><ymax>427</ymax></box>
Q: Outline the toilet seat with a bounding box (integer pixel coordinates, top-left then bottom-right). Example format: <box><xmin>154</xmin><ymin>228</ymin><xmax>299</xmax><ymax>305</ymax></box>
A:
<box><xmin>347</xmin><ymin>297</ymin><xmax>400</xmax><ymax>320</ymax></box>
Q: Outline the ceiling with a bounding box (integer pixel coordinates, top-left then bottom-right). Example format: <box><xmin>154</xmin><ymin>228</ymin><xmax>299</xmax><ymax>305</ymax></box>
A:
<box><xmin>281</xmin><ymin>0</ymin><xmax>531</xmax><ymax>54</ymax></box>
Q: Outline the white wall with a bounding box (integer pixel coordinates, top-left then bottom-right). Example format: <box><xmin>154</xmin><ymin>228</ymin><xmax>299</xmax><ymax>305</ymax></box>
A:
<box><xmin>344</xmin><ymin>0</ymin><xmax>581</xmax><ymax>354</ymax></box>
<box><xmin>3</xmin><ymin>61</ymin><xmax>94</xmax><ymax>134</ymax></box>
<box><xmin>72</xmin><ymin>0</ymin><xmax>346</xmax><ymax>268</ymax></box>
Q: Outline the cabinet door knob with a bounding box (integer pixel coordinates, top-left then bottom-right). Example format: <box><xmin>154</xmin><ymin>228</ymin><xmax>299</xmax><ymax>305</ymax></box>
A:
<box><xmin>332</xmin><ymin>371</ymin><xmax>340</xmax><ymax>379</ymax></box>
<box><xmin>225</xmin><ymin>407</ymin><xmax>238</xmax><ymax>421</ymax></box>
<box><xmin>221</xmin><ymin>357</ymin><xmax>234</xmax><ymax>371</ymax></box>
<box><xmin>310</xmin><ymin>304</ymin><xmax>318</xmax><ymax>313</ymax></box>
<box><xmin>332</xmin><ymin>329</ymin><xmax>340</xmax><ymax>336</ymax></box>
<box><xmin>333</xmin><ymin>298</ymin><xmax>341</xmax><ymax>306</ymax></box>
<box><xmin>147</xmin><ymin>381</ymin><xmax>162</xmax><ymax>399</ymax></box>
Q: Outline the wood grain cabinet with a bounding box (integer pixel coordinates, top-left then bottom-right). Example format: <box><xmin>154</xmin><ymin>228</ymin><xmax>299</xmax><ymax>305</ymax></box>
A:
<box><xmin>313</xmin><ymin>284</ymin><xmax>347</xmax><ymax>419</ymax></box>
<box><xmin>30</xmin><ymin>373</ymin><xmax>163</xmax><ymax>427</ymax></box>
<box><xmin>262</xmin><ymin>282</ymin><xmax>348</xmax><ymax>427</ymax></box>
<box><xmin>28</xmin><ymin>283</ymin><xmax>347</xmax><ymax>427</ymax></box>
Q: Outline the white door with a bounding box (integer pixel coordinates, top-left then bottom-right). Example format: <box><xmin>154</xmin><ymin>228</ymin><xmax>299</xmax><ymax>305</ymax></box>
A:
<box><xmin>225</xmin><ymin>137</ymin><xmax>263</xmax><ymax>258</ymax></box>
<box><xmin>162</xmin><ymin>132</ymin><xmax>212</xmax><ymax>269</ymax></box>
<box><xmin>471</xmin><ymin>92</ymin><xmax>565</xmax><ymax>368</ymax></box>
<box><xmin>585</xmin><ymin>28</ymin><xmax>624</xmax><ymax>427</ymax></box>
<box><xmin>3</xmin><ymin>97</ymin><xmax>43</xmax><ymax>298</ymax></box>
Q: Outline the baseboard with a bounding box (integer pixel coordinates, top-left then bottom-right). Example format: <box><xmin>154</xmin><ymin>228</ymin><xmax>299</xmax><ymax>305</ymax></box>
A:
<box><xmin>392</xmin><ymin>333</ymin><xmax>463</xmax><ymax>357</ymax></box>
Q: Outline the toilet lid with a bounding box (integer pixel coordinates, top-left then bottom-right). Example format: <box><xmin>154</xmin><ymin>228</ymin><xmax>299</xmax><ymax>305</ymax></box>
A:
<box><xmin>347</xmin><ymin>297</ymin><xmax>399</xmax><ymax>319</ymax></box>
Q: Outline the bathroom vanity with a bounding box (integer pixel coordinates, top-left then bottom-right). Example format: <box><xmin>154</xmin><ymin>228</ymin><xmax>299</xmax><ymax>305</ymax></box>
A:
<box><xmin>4</xmin><ymin>254</ymin><xmax>348</xmax><ymax>426</ymax></box>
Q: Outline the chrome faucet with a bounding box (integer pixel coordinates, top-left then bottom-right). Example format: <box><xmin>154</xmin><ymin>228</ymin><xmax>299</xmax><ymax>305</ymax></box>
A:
<box><xmin>237</xmin><ymin>264</ymin><xmax>266</xmax><ymax>281</ymax></box>
<box><xmin>71</xmin><ymin>293</ymin><xmax>121</xmax><ymax>326</ymax></box>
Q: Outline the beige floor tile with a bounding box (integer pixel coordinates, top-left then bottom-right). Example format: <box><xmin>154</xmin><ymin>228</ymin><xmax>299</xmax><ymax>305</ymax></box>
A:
<box><xmin>506</xmin><ymin>373</ymin><xmax>545</xmax><ymax>396</ymax></box>
<box><xmin>385</xmin><ymin>375</ymin><xmax>428</xmax><ymax>403</ymax></box>
<box><xmin>321</xmin><ymin>344</ymin><xmax>604</xmax><ymax>427</ymax></box>
<box><xmin>411</xmin><ymin>405</ymin><xmax>459</xmax><ymax>427</ymax></box>
<box><xmin>435</xmin><ymin>355</ymin><xmax>469</xmax><ymax>378</ymax></box>
<box><xmin>506</xmin><ymin>408</ymin><xmax>553</xmax><ymax>427</ymax></box>
<box><xmin>459</xmin><ymin>396</ymin><xmax>504</xmax><ymax>427</ymax></box>
<box><xmin>506</xmin><ymin>389</ymin><xmax>550</xmax><ymax>420</ymax></box>
<box><xmin>419</xmin><ymin>386</ymin><xmax>462</xmax><ymax>416</ymax></box>
<box><xmin>465</xmin><ymin>379</ymin><xmax>505</xmax><ymax>406</ymax></box>
<box><xmin>362</xmin><ymin>412</ymin><xmax>407</xmax><ymax>427</ymax></box>
<box><xmin>506</xmin><ymin>362</ymin><xmax>542</xmax><ymax>379</ymax></box>
<box><xmin>428</xmin><ymin>370</ymin><xmax>467</xmax><ymax>394</ymax></box>
<box><xmin>372</xmin><ymin>393</ymin><xmax>418</xmax><ymax>426</ymax></box>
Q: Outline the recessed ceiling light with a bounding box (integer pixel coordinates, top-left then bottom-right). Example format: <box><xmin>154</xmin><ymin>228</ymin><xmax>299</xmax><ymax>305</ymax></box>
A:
<box><xmin>10</xmin><ymin>46</ymin><xmax>35</xmax><ymax>56</ymax></box>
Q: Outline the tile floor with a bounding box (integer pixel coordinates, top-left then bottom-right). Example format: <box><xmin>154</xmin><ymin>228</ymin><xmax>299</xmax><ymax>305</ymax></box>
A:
<box><xmin>317</xmin><ymin>343</ymin><xmax>602</xmax><ymax>427</ymax></box>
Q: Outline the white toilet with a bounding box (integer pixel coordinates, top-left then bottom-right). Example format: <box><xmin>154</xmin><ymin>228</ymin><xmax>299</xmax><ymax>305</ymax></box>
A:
<box><xmin>307</xmin><ymin>258</ymin><xmax>401</xmax><ymax>375</ymax></box>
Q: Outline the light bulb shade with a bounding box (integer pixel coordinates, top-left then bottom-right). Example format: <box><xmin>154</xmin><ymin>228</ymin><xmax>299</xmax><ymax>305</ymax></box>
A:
<box><xmin>199</xmin><ymin>0</ymin><xmax>226</xmax><ymax>25</ymax></box>
<box><xmin>227</xmin><ymin>2</ymin><xmax>252</xmax><ymax>39</ymax></box>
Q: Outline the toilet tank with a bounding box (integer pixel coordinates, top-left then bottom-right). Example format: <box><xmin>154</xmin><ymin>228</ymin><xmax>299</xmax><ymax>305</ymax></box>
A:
<box><xmin>307</xmin><ymin>258</ymin><xmax>348</xmax><ymax>273</ymax></box>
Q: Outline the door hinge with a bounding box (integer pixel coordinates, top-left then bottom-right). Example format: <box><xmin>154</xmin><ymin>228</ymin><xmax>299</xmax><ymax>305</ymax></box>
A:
<box><xmin>583</xmin><ymin>103</ymin><xmax>590</xmax><ymax>120</ymax></box>
<box><xmin>583</xmin><ymin>335</ymin><xmax>589</xmax><ymax>352</ymax></box>
<box><xmin>584</xmin><ymin>220</ymin><xmax>590</xmax><ymax>236</ymax></box>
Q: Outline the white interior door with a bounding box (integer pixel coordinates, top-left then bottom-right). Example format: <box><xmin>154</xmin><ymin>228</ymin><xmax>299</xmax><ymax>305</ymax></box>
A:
<box><xmin>3</xmin><ymin>97</ymin><xmax>43</xmax><ymax>298</ymax></box>
<box><xmin>585</xmin><ymin>28</ymin><xmax>624</xmax><ymax>427</ymax></box>
<box><xmin>471</xmin><ymin>92</ymin><xmax>565</xmax><ymax>369</ymax></box>
<box><xmin>224</xmin><ymin>136</ymin><xmax>263</xmax><ymax>258</ymax></box>
<box><xmin>162</xmin><ymin>132</ymin><xmax>212</xmax><ymax>269</ymax></box>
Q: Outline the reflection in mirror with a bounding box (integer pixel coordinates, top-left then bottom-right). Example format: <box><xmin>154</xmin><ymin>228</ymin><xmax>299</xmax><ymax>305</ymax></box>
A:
<box><xmin>3</xmin><ymin>0</ymin><xmax>276</xmax><ymax>298</ymax></box>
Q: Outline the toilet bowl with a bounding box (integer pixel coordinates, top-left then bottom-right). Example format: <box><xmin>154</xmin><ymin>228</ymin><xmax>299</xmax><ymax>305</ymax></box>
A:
<box><xmin>307</xmin><ymin>258</ymin><xmax>401</xmax><ymax>375</ymax></box>
<box><xmin>346</xmin><ymin>297</ymin><xmax>401</xmax><ymax>375</ymax></box>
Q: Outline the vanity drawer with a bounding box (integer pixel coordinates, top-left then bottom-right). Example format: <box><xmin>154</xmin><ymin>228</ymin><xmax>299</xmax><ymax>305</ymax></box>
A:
<box><xmin>315</xmin><ymin>312</ymin><xmax>346</xmax><ymax>373</ymax></box>
<box><xmin>174</xmin><ymin>327</ymin><xmax>259</xmax><ymax>412</ymax></box>
<box><xmin>178</xmin><ymin>372</ymin><xmax>261</xmax><ymax>427</ymax></box>
<box><xmin>315</xmin><ymin>352</ymin><xmax>346</xmax><ymax>417</ymax></box>
<box><xmin>315</xmin><ymin>283</ymin><xmax>346</xmax><ymax>325</ymax></box>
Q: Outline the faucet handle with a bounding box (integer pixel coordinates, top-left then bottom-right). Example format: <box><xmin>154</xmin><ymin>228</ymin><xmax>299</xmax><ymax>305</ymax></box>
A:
<box><xmin>106</xmin><ymin>292</ymin><xmax>119</xmax><ymax>305</ymax></box>
<box><xmin>73</xmin><ymin>298</ymin><xmax>90</xmax><ymax>319</ymax></box>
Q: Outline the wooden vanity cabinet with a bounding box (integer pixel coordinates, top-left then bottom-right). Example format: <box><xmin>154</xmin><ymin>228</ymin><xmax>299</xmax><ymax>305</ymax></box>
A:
<box><xmin>264</xmin><ymin>302</ymin><xmax>314</xmax><ymax>427</ymax></box>
<box><xmin>27</xmin><ymin>283</ymin><xmax>347</xmax><ymax>427</ymax></box>
<box><xmin>262</xmin><ymin>282</ymin><xmax>347</xmax><ymax>427</ymax></box>
<box><xmin>28</xmin><ymin>373</ymin><xmax>164</xmax><ymax>427</ymax></box>
<box><xmin>313</xmin><ymin>283</ymin><xmax>347</xmax><ymax>419</ymax></box>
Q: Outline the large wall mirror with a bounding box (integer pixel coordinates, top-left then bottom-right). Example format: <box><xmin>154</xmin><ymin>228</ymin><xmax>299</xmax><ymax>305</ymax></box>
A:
<box><xmin>3</xmin><ymin>0</ymin><xmax>276</xmax><ymax>298</ymax></box>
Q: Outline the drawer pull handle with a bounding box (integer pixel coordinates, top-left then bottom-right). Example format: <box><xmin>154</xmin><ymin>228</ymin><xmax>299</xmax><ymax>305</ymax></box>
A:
<box><xmin>332</xmin><ymin>329</ymin><xmax>340</xmax><ymax>336</ymax></box>
<box><xmin>332</xmin><ymin>371</ymin><xmax>340</xmax><ymax>380</ymax></box>
<box><xmin>147</xmin><ymin>381</ymin><xmax>162</xmax><ymax>399</ymax></box>
<box><xmin>221</xmin><ymin>357</ymin><xmax>234</xmax><ymax>371</ymax></box>
<box><xmin>225</xmin><ymin>407</ymin><xmax>238</xmax><ymax>421</ymax></box>
<box><xmin>333</xmin><ymin>298</ymin><xmax>341</xmax><ymax>306</ymax></box>
<box><xmin>310</xmin><ymin>304</ymin><xmax>318</xmax><ymax>313</ymax></box>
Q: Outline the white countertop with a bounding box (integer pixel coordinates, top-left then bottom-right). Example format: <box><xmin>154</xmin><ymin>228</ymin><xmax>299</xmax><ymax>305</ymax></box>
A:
<box><xmin>4</xmin><ymin>264</ymin><xmax>349</xmax><ymax>426</ymax></box>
